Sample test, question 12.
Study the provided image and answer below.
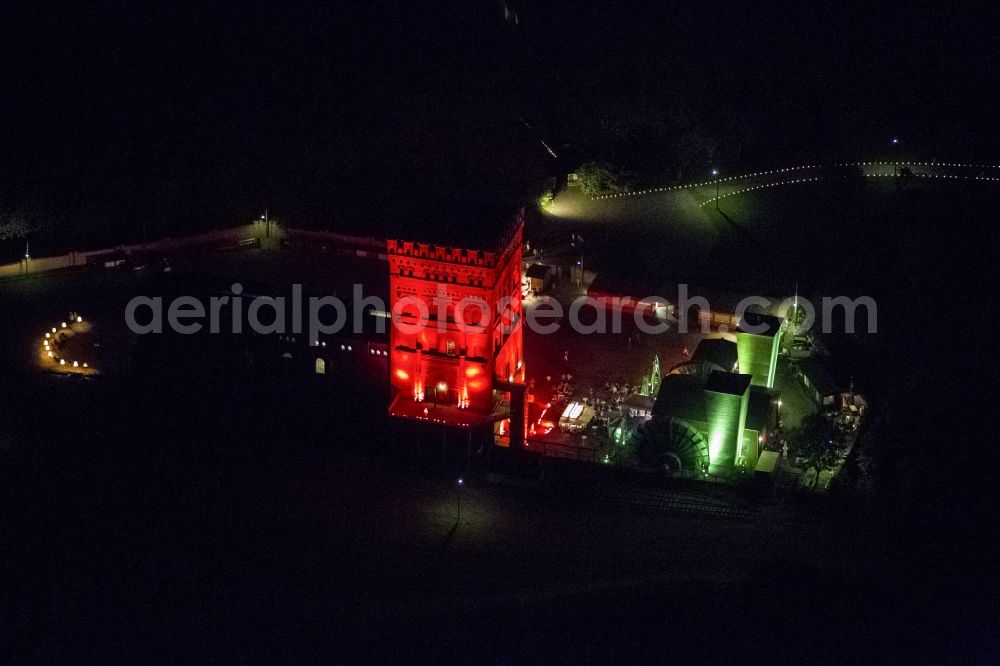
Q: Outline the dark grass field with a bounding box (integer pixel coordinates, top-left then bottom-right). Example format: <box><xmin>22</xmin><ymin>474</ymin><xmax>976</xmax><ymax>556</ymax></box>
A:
<box><xmin>545</xmin><ymin>176</ymin><xmax>1000</xmax><ymax>296</ymax></box>
<box><xmin>4</xmin><ymin>343</ymin><xmax>980</xmax><ymax>661</ymax></box>
<box><xmin>2</xmin><ymin>181</ymin><xmax>998</xmax><ymax>659</ymax></box>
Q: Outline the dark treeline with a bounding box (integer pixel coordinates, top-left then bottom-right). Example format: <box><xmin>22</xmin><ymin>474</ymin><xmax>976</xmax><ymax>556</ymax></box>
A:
<box><xmin>4</xmin><ymin>2</ymin><xmax>999</xmax><ymax>249</ymax></box>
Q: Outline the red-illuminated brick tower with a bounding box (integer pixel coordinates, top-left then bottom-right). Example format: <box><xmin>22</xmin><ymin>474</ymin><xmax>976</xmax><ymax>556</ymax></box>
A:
<box><xmin>387</xmin><ymin>206</ymin><xmax>526</xmax><ymax>447</ymax></box>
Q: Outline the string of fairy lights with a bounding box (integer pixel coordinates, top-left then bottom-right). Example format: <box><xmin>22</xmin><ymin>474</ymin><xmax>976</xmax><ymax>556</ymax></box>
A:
<box><xmin>589</xmin><ymin>160</ymin><xmax>1000</xmax><ymax>205</ymax></box>
<box><xmin>844</xmin><ymin>161</ymin><xmax>1000</xmax><ymax>169</ymax></box>
<box><xmin>591</xmin><ymin>164</ymin><xmax>822</xmax><ymax>200</ymax></box>
<box><xmin>914</xmin><ymin>173</ymin><xmax>1000</xmax><ymax>181</ymax></box>
<box><xmin>696</xmin><ymin>177</ymin><xmax>822</xmax><ymax>207</ymax></box>
<box><xmin>863</xmin><ymin>172</ymin><xmax>1000</xmax><ymax>181</ymax></box>
<box><xmin>41</xmin><ymin>314</ymin><xmax>94</xmax><ymax>371</ymax></box>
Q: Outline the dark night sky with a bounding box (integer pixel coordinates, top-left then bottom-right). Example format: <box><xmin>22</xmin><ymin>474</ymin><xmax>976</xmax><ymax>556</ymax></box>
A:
<box><xmin>3</xmin><ymin>1</ymin><xmax>999</xmax><ymax>234</ymax></box>
<box><xmin>3</xmin><ymin>6</ymin><xmax>999</xmax><ymax>658</ymax></box>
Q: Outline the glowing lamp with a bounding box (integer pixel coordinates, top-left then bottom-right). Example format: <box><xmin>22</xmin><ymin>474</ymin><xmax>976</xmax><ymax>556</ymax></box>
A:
<box><xmin>77</xmin><ymin>316</ymin><xmax>83</xmax><ymax>323</ymax></box>
<box><xmin>59</xmin><ymin>359</ymin><xmax>65</xmax><ymax>365</ymax></box>
<box><xmin>61</xmin><ymin>322</ymin><xmax>67</xmax><ymax>328</ymax></box>
<box><xmin>72</xmin><ymin>361</ymin><xmax>78</xmax><ymax>368</ymax></box>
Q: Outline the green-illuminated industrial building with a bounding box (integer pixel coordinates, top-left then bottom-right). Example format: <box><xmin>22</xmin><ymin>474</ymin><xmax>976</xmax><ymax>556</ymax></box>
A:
<box><xmin>736</xmin><ymin>312</ymin><xmax>784</xmax><ymax>388</ymax></box>
<box><xmin>634</xmin><ymin>314</ymin><xmax>784</xmax><ymax>478</ymax></box>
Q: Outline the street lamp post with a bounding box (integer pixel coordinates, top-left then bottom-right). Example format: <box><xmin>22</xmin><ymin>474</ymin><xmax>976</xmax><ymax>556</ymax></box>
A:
<box><xmin>571</xmin><ymin>233</ymin><xmax>584</xmax><ymax>287</ymax></box>
<box><xmin>791</xmin><ymin>282</ymin><xmax>799</xmax><ymax>337</ymax></box>
<box><xmin>456</xmin><ymin>477</ymin><xmax>464</xmax><ymax>524</ymax></box>
<box><xmin>891</xmin><ymin>138</ymin><xmax>899</xmax><ymax>177</ymax></box>
<box><xmin>712</xmin><ymin>169</ymin><xmax>720</xmax><ymax>210</ymax></box>
<box><xmin>578</xmin><ymin>244</ymin><xmax>583</xmax><ymax>287</ymax></box>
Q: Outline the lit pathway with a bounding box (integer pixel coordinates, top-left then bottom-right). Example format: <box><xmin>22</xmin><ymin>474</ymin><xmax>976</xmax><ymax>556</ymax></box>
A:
<box><xmin>585</xmin><ymin>159</ymin><xmax>1000</xmax><ymax>208</ymax></box>
<box><xmin>540</xmin><ymin>157</ymin><xmax>1000</xmax><ymax>283</ymax></box>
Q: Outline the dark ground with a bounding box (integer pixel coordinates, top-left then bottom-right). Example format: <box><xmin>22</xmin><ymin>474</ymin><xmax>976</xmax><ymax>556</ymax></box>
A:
<box><xmin>6</xmin><ymin>3</ymin><xmax>1000</xmax><ymax>249</ymax></box>
<box><xmin>1</xmin><ymin>263</ymin><xmax>997</xmax><ymax>662</ymax></box>
<box><xmin>0</xmin><ymin>351</ymin><xmax>986</xmax><ymax>662</ymax></box>
<box><xmin>3</xmin><ymin>2</ymin><xmax>1000</xmax><ymax>659</ymax></box>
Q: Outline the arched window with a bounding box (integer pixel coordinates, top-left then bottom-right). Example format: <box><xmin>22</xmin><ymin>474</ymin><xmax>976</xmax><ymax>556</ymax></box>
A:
<box><xmin>315</xmin><ymin>358</ymin><xmax>326</xmax><ymax>374</ymax></box>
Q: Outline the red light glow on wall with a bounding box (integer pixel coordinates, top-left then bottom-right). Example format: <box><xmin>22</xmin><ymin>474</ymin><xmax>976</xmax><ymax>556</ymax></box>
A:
<box><xmin>387</xmin><ymin>209</ymin><xmax>526</xmax><ymax>433</ymax></box>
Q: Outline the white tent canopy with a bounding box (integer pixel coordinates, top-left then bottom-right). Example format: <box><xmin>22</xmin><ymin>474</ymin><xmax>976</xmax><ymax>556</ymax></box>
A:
<box><xmin>559</xmin><ymin>401</ymin><xmax>595</xmax><ymax>432</ymax></box>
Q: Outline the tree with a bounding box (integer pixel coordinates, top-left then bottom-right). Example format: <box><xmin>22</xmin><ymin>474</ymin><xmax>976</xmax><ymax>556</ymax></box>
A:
<box><xmin>671</xmin><ymin>129</ymin><xmax>717</xmax><ymax>180</ymax></box>
<box><xmin>662</xmin><ymin>103</ymin><xmax>719</xmax><ymax>180</ymax></box>
<box><xmin>576</xmin><ymin>161</ymin><xmax>628</xmax><ymax>197</ymax></box>
<box><xmin>895</xmin><ymin>165</ymin><xmax>913</xmax><ymax>190</ymax></box>
<box><xmin>788</xmin><ymin>303</ymin><xmax>810</xmax><ymax>330</ymax></box>
<box><xmin>537</xmin><ymin>190</ymin><xmax>555</xmax><ymax>210</ymax></box>
<box><xmin>0</xmin><ymin>208</ymin><xmax>45</xmax><ymax>241</ymax></box>
<box><xmin>716</xmin><ymin>104</ymin><xmax>756</xmax><ymax>165</ymax></box>
<box><xmin>789</xmin><ymin>413</ymin><xmax>847</xmax><ymax>489</ymax></box>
